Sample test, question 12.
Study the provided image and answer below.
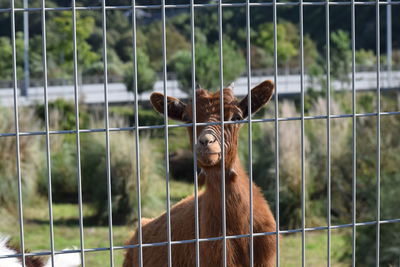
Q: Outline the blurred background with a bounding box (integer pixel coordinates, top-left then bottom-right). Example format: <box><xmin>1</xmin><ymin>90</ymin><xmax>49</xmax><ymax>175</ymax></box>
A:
<box><xmin>0</xmin><ymin>0</ymin><xmax>399</xmax><ymax>266</ymax></box>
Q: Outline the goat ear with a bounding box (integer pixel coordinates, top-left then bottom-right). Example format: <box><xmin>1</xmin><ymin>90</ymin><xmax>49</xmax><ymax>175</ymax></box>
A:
<box><xmin>150</xmin><ymin>92</ymin><xmax>187</xmax><ymax>121</ymax></box>
<box><xmin>238</xmin><ymin>80</ymin><xmax>274</xmax><ymax>118</ymax></box>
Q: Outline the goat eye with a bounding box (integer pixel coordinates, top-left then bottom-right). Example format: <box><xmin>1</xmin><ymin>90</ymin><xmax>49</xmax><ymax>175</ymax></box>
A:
<box><xmin>231</xmin><ymin>113</ymin><xmax>242</xmax><ymax>121</ymax></box>
<box><xmin>182</xmin><ymin>114</ymin><xmax>192</xmax><ymax>123</ymax></box>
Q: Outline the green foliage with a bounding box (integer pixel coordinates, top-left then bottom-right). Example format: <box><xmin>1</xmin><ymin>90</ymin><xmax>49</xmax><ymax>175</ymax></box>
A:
<box><xmin>85</xmin><ymin>48</ymin><xmax>126</xmax><ymax>78</ymax></box>
<box><xmin>255</xmin><ymin>22</ymin><xmax>298</xmax><ymax>65</ymax></box>
<box><xmin>142</xmin><ymin>22</ymin><xmax>190</xmax><ymax>71</ymax></box>
<box><xmin>255</xmin><ymin>21</ymin><xmax>320</xmax><ymax>72</ymax></box>
<box><xmin>92</xmin><ymin>134</ymin><xmax>165</xmax><ymax>224</ymax></box>
<box><xmin>357</xmin><ymin>92</ymin><xmax>375</xmax><ymax>113</ymax></box>
<box><xmin>0</xmin><ymin>32</ymin><xmax>43</xmax><ymax>81</ymax></box>
<box><xmin>136</xmin><ymin>108</ymin><xmax>165</xmax><ymax>126</ymax></box>
<box><xmin>355</xmin><ymin>176</ymin><xmax>400</xmax><ymax>266</ymax></box>
<box><xmin>355</xmin><ymin>49</ymin><xmax>375</xmax><ymax>68</ymax></box>
<box><xmin>37</xmin><ymin>131</ymin><xmax>164</xmax><ymax>224</ymax></box>
<box><xmin>250</xmin><ymin>101</ymin><xmax>308</xmax><ymax>228</ymax></box>
<box><xmin>330</xmin><ymin>30</ymin><xmax>352</xmax><ymax>85</ymax></box>
<box><xmin>0</xmin><ymin>36</ymin><xmax>15</xmax><ymax>81</ymax></box>
<box><xmin>123</xmin><ymin>48</ymin><xmax>156</xmax><ymax>95</ymax></box>
<box><xmin>352</xmin><ymin>114</ymin><xmax>400</xmax><ymax>265</ymax></box>
<box><xmin>47</xmin><ymin>11</ymin><xmax>99</xmax><ymax>79</ymax></box>
<box><xmin>169</xmin><ymin>10</ymin><xmax>246</xmax><ymax>51</ymax></box>
<box><xmin>35</xmin><ymin>99</ymin><xmax>90</xmax><ymax>130</ymax></box>
<box><xmin>170</xmin><ymin>37</ymin><xmax>245</xmax><ymax>93</ymax></box>
<box><xmin>37</xmin><ymin>136</ymin><xmax>77</xmax><ymax>202</ymax></box>
<box><xmin>34</xmin><ymin>100</ymin><xmax>166</xmax><ymax>224</ymax></box>
<box><xmin>109</xmin><ymin>105</ymin><xmax>164</xmax><ymax>129</ymax></box>
<box><xmin>249</xmin><ymin>94</ymin><xmax>400</xmax><ymax>238</ymax></box>
<box><xmin>249</xmin><ymin>46</ymin><xmax>272</xmax><ymax>69</ymax></box>
<box><xmin>304</xmin><ymin>86</ymin><xmax>325</xmax><ymax>113</ymax></box>
<box><xmin>168</xmin><ymin>50</ymin><xmax>192</xmax><ymax>91</ymax></box>
<box><xmin>96</xmin><ymin>10</ymin><xmax>132</xmax><ymax>61</ymax></box>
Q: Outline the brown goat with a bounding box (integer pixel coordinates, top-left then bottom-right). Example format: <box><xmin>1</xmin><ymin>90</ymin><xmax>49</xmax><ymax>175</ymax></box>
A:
<box><xmin>123</xmin><ymin>80</ymin><xmax>277</xmax><ymax>267</ymax></box>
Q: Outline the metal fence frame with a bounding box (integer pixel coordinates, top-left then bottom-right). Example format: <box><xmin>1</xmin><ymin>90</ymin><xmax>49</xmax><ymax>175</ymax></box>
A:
<box><xmin>1</xmin><ymin>0</ymin><xmax>400</xmax><ymax>266</ymax></box>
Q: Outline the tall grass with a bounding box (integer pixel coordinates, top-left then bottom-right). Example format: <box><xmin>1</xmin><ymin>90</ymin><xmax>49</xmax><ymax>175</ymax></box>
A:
<box><xmin>256</xmin><ymin>101</ymin><xmax>311</xmax><ymax>229</ymax></box>
<box><xmin>0</xmin><ymin>107</ymin><xmax>42</xmax><ymax>214</ymax></box>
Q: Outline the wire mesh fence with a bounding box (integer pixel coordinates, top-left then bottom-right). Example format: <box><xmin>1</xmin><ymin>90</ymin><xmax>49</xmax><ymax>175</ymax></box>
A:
<box><xmin>0</xmin><ymin>0</ymin><xmax>400</xmax><ymax>266</ymax></box>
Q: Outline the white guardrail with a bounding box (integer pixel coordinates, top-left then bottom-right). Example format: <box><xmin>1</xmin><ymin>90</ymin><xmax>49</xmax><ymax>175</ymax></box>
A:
<box><xmin>0</xmin><ymin>71</ymin><xmax>399</xmax><ymax>106</ymax></box>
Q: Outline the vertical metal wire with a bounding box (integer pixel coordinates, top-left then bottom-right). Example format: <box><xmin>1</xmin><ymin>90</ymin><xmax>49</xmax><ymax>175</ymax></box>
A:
<box><xmin>71</xmin><ymin>0</ymin><xmax>85</xmax><ymax>265</ymax></box>
<box><xmin>23</xmin><ymin>0</ymin><xmax>29</xmax><ymax>97</ymax></box>
<box><xmin>386</xmin><ymin>0</ymin><xmax>392</xmax><ymax>87</ymax></box>
<box><xmin>101</xmin><ymin>1</ymin><xmax>115</xmax><ymax>266</ymax></box>
<box><xmin>40</xmin><ymin>0</ymin><xmax>55</xmax><ymax>265</ymax></box>
<box><xmin>10</xmin><ymin>0</ymin><xmax>25</xmax><ymax>266</ymax></box>
<box><xmin>131</xmin><ymin>1</ymin><xmax>143</xmax><ymax>266</ymax></box>
<box><xmin>161</xmin><ymin>1</ymin><xmax>172</xmax><ymax>266</ymax></box>
<box><xmin>218</xmin><ymin>1</ymin><xmax>227</xmax><ymax>266</ymax></box>
<box><xmin>375</xmin><ymin>0</ymin><xmax>381</xmax><ymax>265</ymax></box>
<box><xmin>351</xmin><ymin>0</ymin><xmax>357</xmax><ymax>265</ymax></box>
<box><xmin>325</xmin><ymin>0</ymin><xmax>332</xmax><ymax>266</ymax></box>
<box><xmin>245</xmin><ymin>1</ymin><xmax>254</xmax><ymax>266</ymax></box>
<box><xmin>299</xmin><ymin>0</ymin><xmax>306</xmax><ymax>265</ymax></box>
<box><xmin>273</xmin><ymin>0</ymin><xmax>280</xmax><ymax>265</ymax></box>
<box><xmin>190</xmin><ymin>0</ymin><xmax>200</xmax><ymax>266</ymax></box>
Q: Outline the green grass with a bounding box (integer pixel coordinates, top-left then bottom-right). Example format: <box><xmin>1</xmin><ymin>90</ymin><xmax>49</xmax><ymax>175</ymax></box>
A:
<box><xmin>0</xmin><ymin>179</ymin><xmax>348</xmax><ymax>266</ymax></box>
<box><xmin>0</xmin><ymin>179</ymin><xmax>195</xmax><ymax>266</ymax></box>
<box><xmin>280</xmin><ymin>231</ymin><xmax>348</xmax><ymax>267</ymax></box>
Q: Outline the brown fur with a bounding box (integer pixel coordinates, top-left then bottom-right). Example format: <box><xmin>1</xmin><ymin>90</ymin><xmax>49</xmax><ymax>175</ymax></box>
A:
<box><xmin>123</xmin><ymin>80</ymin><xmax>277</xmax><ymax>267</ymax></box>
<box><xmin>6</xmin><ymin>241</ymin><xmax>44</xmax><ymax>267</ymax></box>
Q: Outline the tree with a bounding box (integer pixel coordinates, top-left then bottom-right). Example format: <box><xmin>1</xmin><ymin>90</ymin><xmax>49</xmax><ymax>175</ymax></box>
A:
<box><xmin>330</xmin><ymin>30</ymin><xmax>351</xmax><ymax>86</ymax></box>
<box><xmin>123</xmin><ymin>48</ymin><xmax>156</xmax><ymax>95</ymax></box>
<box><xmin>169</xmin><ymin>36</ymin><xmax>245</xmax><ymax>94</ymax></box>
<box><xmin>142</xmin><ymin>22</ymin><xmax>190</xmax><ymax>71</ymax></box>
<box><xmin>255</xmin><ymin>22</ymin><xmax>319</xmax><ymax>74</ymax></box>
<box><xmin>169</xmin><ymin>10</ymin><xmax>247</xmax><ymax>50</ymax></box>
<box><xmin>46</xmin><ymin>11</ymin><xmax>99</xmax><ymax>80</ymax></box>
<box><xmin>0</xmin><ymin>36</ymin><xmax>16</xmax><ymax>81</ymax></box>
<box><xmin>0</xmin><ymin>32</ymin><xmax>43</xmax><ymax>82</ymax></box>
<box><xmin>255</xmin><ymin>22</ymin><xmax>298</xmax><ymax>69</ymax></box>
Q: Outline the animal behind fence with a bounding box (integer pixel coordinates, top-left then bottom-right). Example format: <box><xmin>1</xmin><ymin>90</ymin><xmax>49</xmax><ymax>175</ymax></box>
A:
<box><xmin>123</xmin><ymin>80</ymin><xmax>277</xmax><ymax>267</ymax></box>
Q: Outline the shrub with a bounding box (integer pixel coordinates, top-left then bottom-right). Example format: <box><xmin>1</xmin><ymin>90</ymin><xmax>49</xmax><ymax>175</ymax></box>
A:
<box><xmin>81</xmin><ymin>133</ymin><xmax>165</xmax><ymax>224</ymax></box>
<box><xmin>37</xmin><ymin>131</ymin><xmax>164</xmax><ymax>224</ymax></box>
<box><xmin>37</xmin><ymin>135</ymin><xmax>78</xmax><ymax>203</ymax></box>
<box><xmin>108</xmin><ymin>106</ymin><xmax>165</xmax><ymax>128</ymax></box>
<box><xmin>354</xmin><ymin>173</ymin><xmax>400</xmax><ymax>266</ymax></box>
<box><xmin>35</xmin><ymin>99</ymin><xmax>90</xmax><ymax>130</ymax></box>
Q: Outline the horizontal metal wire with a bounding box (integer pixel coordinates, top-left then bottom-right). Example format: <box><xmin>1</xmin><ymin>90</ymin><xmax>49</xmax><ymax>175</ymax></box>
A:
<box><xmin>0</xmin><ymin>1</ymin><xmax>399</xmax><ymax>14</ymax></box>
<box><xmin>1</xmin><ymin>218</ymin><xmax>399</xmax><ymax>260</ymax></box>
<box><xmin>0</xmin><ymin>110</ymin><xmax>398</xmax><ymax>138</ymax></box>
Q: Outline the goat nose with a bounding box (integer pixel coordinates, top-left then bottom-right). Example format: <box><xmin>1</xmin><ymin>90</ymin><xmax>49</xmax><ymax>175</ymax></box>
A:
<box><xmin>199</xmin><ymin>134</ymin><xmax>215</xmax><ymax>146</ymax></box>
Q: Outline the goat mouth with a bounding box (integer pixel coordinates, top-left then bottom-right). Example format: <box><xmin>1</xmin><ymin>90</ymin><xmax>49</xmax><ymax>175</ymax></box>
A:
<box><xmin>196</xmin><ymin>151</ymin><xmax>221</xmax><ymax>166</ymax></box>
<box><xmin>197</xmin><ymin>151</ymin><xmax>221</xmax><ymax>155</ymax></box>
<box><xmin>196</xmin><ymin>151</ymin><xmax>222</xmax><ymax>158</ymax></box>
